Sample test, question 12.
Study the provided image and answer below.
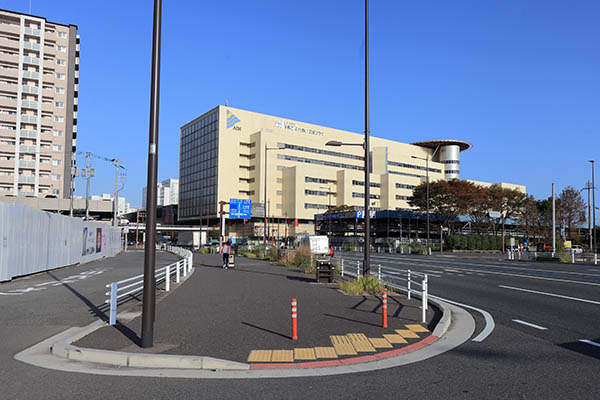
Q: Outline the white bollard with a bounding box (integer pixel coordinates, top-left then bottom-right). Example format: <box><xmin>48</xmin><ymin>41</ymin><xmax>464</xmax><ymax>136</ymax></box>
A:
<box><xmin>407</xmin><ymin>270</ymin><xmax>411</xmax><ymax>300</ymax></box>
<box><xmin>341</xmin><ymin>259</ymin><xmax>344</xmax><ymax>277</ymax></box>
<box><xmin>572</xmin><ymin>251</ymin><xmax>575</xmax><ymax>264</ymax></box>
<box><xmin>424</xmin><ymin>274</ymin><xmax>428</xmax><ymax>310</ymax></box>
<box><xmin>109</xmin><ymin>282</ymin><xmax>118</xmax><ymax>326</ymax></box>
<box><xmin>595</xmin><ymin>253</ymin><xmax>598</xmax><ymax>265</ymax></box>
<box><xmin>176</xmin><ymin>260</ymin><xmax>181</xmax><ymax>283</ymax></box>
<box><xmin>165</xmin><ymin>264</ymin><xmax>171</xmax><ymax>292</ymax></box>
<box><xmin>378</xmin><ymin>264</ymin><xmax>382</xmax><ymax>281</ymax></box>
<box><xmin>183</xmin><ymin>258</ymin><xmax>188</xmax><ymax>277</ymax></box>
<box><xmin>421</xmin><ymin>283</ymin><xmax>426</xmax><ymax>323</ymax></box>
<box><xmin>356</xmin><ymin>260</ymin><xmax>360</xmax><ymax>280</ymax></box>
<box><xmin>518</xmin><ymin>251</ymin><xmax>521</xmax><ymax>260</ymax></box>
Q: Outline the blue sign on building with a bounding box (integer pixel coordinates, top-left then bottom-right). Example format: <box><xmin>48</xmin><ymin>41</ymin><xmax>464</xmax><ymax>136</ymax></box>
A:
<box><xmin>229</xmin><ymin>198</ymin><xmax>252</xmax><ymax>219</ymax></box>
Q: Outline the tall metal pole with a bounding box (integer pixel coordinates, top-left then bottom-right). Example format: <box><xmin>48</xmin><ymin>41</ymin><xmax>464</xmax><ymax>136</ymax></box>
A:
<box><xmin>363</xmin><ymin>0</ymin><xmax>371</xmax><ymax>276</ymax></box>
<box><xmin>426</xmin><ymin>156</ymin><xmax>430</xmax><ymax>254</ymax></box>
<box><xmin>263</xmin><ymin>144</ymin><xmax>268</xmax><ymax>254</ymax></box>
<box><xmin>85</xmin><ymin>152</ymin><xmax>90</xmax><ymax>220</ymax></box>
<box><xmin>591</xmin><ymin>160</ymin><xmax>596</xmax><ymax>253</ymax></box>
<box><xmin>552</xmin><ymin>183</ymin><xmax>556</xmax><ymax>253</ymax></box>
<box><xmin>588</xmin><ymin>181</ymin><xmax>592</xmax><ymax>250</ymax></box>
<box><xmin>113</xmin><ymin>161</ymin><xmax>119</xmax><ymax>227</ymax></box>
<box><xmin>141</xmin><ymin>0</ymin><xmax>162</xmax><ymax>349</ymax></box>
<box><xmin>69</xmin><ymin>154</ymin><xmax>75</xmax><ymax>217</ymax></box>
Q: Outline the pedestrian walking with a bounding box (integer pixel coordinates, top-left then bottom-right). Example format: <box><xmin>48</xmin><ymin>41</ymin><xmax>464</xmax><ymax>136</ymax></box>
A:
<box><xmin>221</xmin><ymin>240</ymin><xmax>232</xmax><ymax>269</ymax></box>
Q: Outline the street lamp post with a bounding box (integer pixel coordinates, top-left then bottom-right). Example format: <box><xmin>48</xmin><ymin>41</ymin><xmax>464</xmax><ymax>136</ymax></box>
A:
<box><xmin>320</xmin><ymin>185</ymin><xmax>332</xmax><ymax>235</ymax></box>
<box><xmin>590</xmin><ymin>160</ymin><xmax>596</xmax><ymax>253</ymax></box>
<box><xmin>412</xmin><ymin>155</ymin><xmax>430</xmax><ymax>255</ymax></box>
<box><xmin>264</xmin><ymin>145</ymin><xmax>285</xmax><ymax>255</ymax></box>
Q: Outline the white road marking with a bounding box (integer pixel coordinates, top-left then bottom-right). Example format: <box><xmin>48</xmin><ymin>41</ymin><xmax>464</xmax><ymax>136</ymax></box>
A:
<box><xmin>499</xmin><ymin>285</ymin><xmax>600</xmax><ymax>305</ymax></box>
<box><xmin>512</xmin><ymin>319</ymin><xmax>548</xmax><ymax>330</ymax></box>
<box><xmin>0</xmin><ymin>292</ymin><xmax>24</xmax><ymax>296</ymax></box>
<box><xmin>341</xmin><ymin>254</ymin><xmax>600</xmax><ymax>287</ymax></box>
<box><xmin>579</xmin><ymin>339</ymin><xmax>600</xmax><ymax>348</ymax></box>
<box><xmin>429</xmin><ymin>294</ymin><xmax>495</xmax><ymax>342</ymax></box>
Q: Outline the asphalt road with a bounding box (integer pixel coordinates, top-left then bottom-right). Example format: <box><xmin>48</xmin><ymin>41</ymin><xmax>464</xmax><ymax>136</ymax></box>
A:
<box><xmin>2</xmin><ymin>250</ymin><xmax>599</xmax><ymax>399</ymax></box>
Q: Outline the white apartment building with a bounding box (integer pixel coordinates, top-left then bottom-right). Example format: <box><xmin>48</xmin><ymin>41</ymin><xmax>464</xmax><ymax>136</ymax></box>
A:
<box><xmin>142</xmin><ymin>178</ymin><xmax>178</xmax><ymax>210</ymax></box>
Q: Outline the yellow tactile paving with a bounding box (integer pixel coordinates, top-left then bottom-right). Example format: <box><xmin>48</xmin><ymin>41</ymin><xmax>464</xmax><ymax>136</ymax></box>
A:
<box><xmin>314</xmin><ymin>347</ymin><xmax>338</xmax><ymax>359</ymax></box>
<box><xmin>406</xmin><ymin>324</ymin><xmax>429</xmax><ymax>333</ymax></box>
<box><xmin>247</xmin><ymin>350</ymin><xmax>272</xmax><ymax>362</ymax></box>
<box><xmin>294</xmin><ymin>348</ymin><xmax>317</xmax><ymax>360</ymax></box>
<box><xmin>383</xmin><ymin>334</ymin><xmax>408</xmax><ymax>344</ymax></box>
<box><xmin>271</xmin><ymin>350</ymin><xmax>294</xmax><ymax>362</ymax></box>
<box><xmin>330</xmin><ymin>336</ymin><xmax>358</xmax><ymax>355</ymax></box>
<box><xmin>368</xmin><ymin>338</ymin><xmax>393</xmax><ymax>348</ymax></box>
<box><xmin>395</xmin><ymin>329</ymin><xmax>420</xmax><ymax>339</ymax></box>
<box><xmin>347</xmin><ymin>333</ymin><xmax>376</xmax><ymax>352</ymax></box>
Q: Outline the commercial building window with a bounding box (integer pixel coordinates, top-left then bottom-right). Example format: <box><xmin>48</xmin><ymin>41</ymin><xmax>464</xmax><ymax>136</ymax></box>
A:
<box><xmin>443</xmin><ymin>160</ymin><xmax>460</xmax><ymax>165</ymax></box>
<box><xmin>445</xmin><ymin>170</ymin><xmax>460</xmax><ymax>174</ymax></box>
<box><xmin>395</xmin><ymin>183</ymin><xmax>415</xmax><ymax>189</ymax></box>
<box><xmin>395</xmin><ymin>195</ymin><xmax>409</xmax><ymax>200</ymax></box>
<box><xmin>388</xmin><ymin>160</ymin><xmax>442</xmax><ymax>174</ymax></box>
<box><xmin>305</xmin><ymin>176</ymin><xmax>329</xmax><ymax>184</ymax></box>
<box><xmin>278</xmin><ymin>154</ymin><xmax>362</xmax><ymax>171</ymax></box>
<box><xmin>352</xmin><ymin>180</ymin><xmax>380</xmax><ymax>188</ymax></box>
<box><xmin>353</xmin><ymin>192</ymin><xmax>380</xmax><ymax>199</ymax></box>
<box><xmin>304</xmin><ymin>203</ymin><xmax>329</xmax><ymax>210</ymax></box>
<box><xmin>53</xmin><ymin>130</ymin><xmax>63</xmax><ymax>136</ymax></box>
<box><xmin>55</xmin><ymin>101</ymin><xmax>64</xmax><ymax>108</ymax></box>
<box><xmin>56</xmin><ymin>73</ymin><xmax>65</xmax><ymax>80</ymax></box>
<box><xmin>278</xmin><ymin>142</ymin><xmax>363</xmax><ymax>161</ymax></box>
<box><xmin>56</xmin><ymin>87</ymin><xmax>65</xmax><ymax>94</ymax></box>
<box><xmin>388</xmin><ymin>170</ymin><xmax>424</xmax><ymax>179</ymax></box>
<box><xmin>55</xmin><ymin>116</ymin><xmax>64</xmax><ymax>122</ymax></box>
<box><xmin>56</xmin><ymin>59</ymin><xmax>66</xmax><ymax>65</ymax></box>
<box><xmin>305</xmin><ymin>189</ymin><xmax>328</xmax><ymax>196</ymax></box>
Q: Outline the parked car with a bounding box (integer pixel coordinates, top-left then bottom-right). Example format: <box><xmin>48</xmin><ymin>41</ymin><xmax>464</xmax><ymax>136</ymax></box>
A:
<box><xmin>570</xmin><ymin>245</ymin><xmax>584</xmax><ymax>254</ymax></box>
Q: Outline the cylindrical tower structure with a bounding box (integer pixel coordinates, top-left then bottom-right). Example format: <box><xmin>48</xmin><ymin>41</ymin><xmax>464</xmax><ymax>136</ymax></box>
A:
<box><xmin>439</xmin><ymin>144</ymin><xmax>461</xmax><ymax>179</ymax></box>
<box><xmin>411</xmin><ymin>140</ymin><xmax>472</xmax><ymax>180</ymax></box>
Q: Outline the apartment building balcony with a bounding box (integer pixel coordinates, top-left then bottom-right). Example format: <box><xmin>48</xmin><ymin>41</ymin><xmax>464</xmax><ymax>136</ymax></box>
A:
<box><xmin>0</xmin><ymin>96</ymin><xmax>16</xmax><ymax>109</ymax></box>
<box><xmin>21</xmin><ymin>99</ymin><xmax>39</xmax><ymax>110</ymax></box>
<box><xmin>19</xmin><ymin>145</ymin><xmax>37</xmax><ymax>154</ymax></box>
<box><xmin>0</xmin><ymin>113</ymin><xmax>16</xmax><ymax>124</ymax></box>
<box><xmin>21</xmin><ymin>85</ymin><xmax>39</xmax><ymax>95</ymax></box>
<box><xmin>38</xmin><ymin>176</ymin><xmax>53</xmax><ymax>186</ymax></box>
<box><xmin>23</xmin><ymin>41</ymin><xmax>41</xmax><ymax>52</ymax></box>
<box><xmin>18</xmin><ymin>175</ymin><xmax>36</xmax><ymax>184</ymax></box>
<box><xmin>1</xmin><ymin>23</ymin><xmax>20</xmax><ymax>36</ymax></box>
<box><xmin>42</xmin><ymin>102</ymin><xmax>53</xmax><ymax>113</ymax></box>
<box><xmin>20</xmin><ymin>115</ymin><xmax>38</xmax><ymax>124</ymax></box>
<box><xmin>22</xmin><ymin>70</ymin><xmax>40</xmax><ymax>80</ymax></box>
<box><xmin>0</xmin><ymin>175</ymin><xmax>14</xmax><ymax>184</ymax></box>
<box><xmin>23</xmin><ymin>56</ymin><xmax>40</xmax><ymax>66</ymax></box>
<box><xmin>0</xmin><ymin>52</ymin><xmax>18</xmax><ymax>65</ymax></box>
<box><xmin>24</xmin><ymin>27</ymin><xmax>41</xmax><ymax>37</ymax></box>
<box><xmin>0</xmin><ymin>66</ymin><xmax>18</xmax><ymax>79</ymax></box>
<box><xmin>19</xmin><ymin>129</ymin><xmax>39</xmax><ymax>139</ymax></box>
<box><xmin>0</xmin><ymin>142</ymin><xmax>16</xmax><ymax>152</ymax></box>
<box><xmin>18</xmin><ymin>160</ymin><xmax>36</xmax><ymax>169</ymax></box>
<box><xmin>0</xmin><ymin>159</ymin><xmax>14</xmax><ymax>169</ymax></box>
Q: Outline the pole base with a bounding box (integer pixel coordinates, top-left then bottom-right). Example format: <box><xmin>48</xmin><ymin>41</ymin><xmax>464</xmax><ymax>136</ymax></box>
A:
<box><xmin>141</xmin><ymin>330</ymin><xmax>154</xmax><ymax>348</ymax></box>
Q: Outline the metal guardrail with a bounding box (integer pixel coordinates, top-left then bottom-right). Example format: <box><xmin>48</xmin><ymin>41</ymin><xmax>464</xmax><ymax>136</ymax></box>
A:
<box><xmin>506</xmin><ymin>250</ymin><xmax>598</xmax><ymax>265</ymax></box>
<box><xmin>104</xmin><ymin>246</ymin><xmax>193</xmax><ymax>325</ymax></box>
<box><xmin>336</xmin><ymin>257</ymin><xmax>429</xmax><ymax>323</ymax></box>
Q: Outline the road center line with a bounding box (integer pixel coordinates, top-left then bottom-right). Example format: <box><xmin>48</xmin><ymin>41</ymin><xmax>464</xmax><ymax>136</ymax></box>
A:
<box><xmin>499</xmin><ymin>285</ymin><xmax>600</xmax><ymax>305</ymax></box>
<box><xmin>512</xmin><ymin>319</ymin><xmax>548</xmax><ymax>330</ymax></box>
<box><xmin>579</xmin><ymin>339</ymin><xmax>600</xmax><ymax>348</ymax></box>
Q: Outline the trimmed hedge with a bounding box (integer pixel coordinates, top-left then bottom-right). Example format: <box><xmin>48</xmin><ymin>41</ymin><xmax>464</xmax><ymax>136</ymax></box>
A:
<box><xmin>446</xmin><ymin>234</ymin><xmax>510</xmax><ymax>251</ymax></box>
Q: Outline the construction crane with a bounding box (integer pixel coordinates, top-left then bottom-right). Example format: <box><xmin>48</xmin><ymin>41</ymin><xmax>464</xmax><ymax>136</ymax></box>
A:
<box><xmin>75</xmin><ymin>151</ymin><xmax>126</xmax><ymax>224</ymax></box>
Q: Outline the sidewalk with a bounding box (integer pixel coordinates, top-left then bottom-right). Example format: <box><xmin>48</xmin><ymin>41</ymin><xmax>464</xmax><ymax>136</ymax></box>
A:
<box><xmin>75</xmin><ymin>254</ymin><xmax>439</xmax><ymax>365</ymax></box>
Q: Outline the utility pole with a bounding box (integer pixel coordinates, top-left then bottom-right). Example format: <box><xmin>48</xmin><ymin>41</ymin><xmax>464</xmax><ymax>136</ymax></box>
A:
<box><xmin>69</xmin><ymin>153</ymin><xmax>77</xmax><ymax>217</ymax></box>
<box><xmin>590</xmin><ymin>160</ymin><xmax>596</xmax><ymax>254</ymax></box>
<box><xmin>83</xmin><ymin>152</ymin><xmax>92</xmax><ymax>220</ymax></box>
<box><xmin>552</xmin><ymin>183</ymin><xmax>556</xmax><ymax>254</ymax></box>
<box><xmin>587</xmin><ymin>181</ymin><xmax>592</xmax><ymax>250</ymax></box>
<box><xmin>112</xmin><ymin>159</ymin><xmax>123</xmax><ymax>227</ymax></box>
<box><xmin>363</xmin><ymin>0</ymin><xmax>371</xmax><ymax>276</ymax></box>
<box><xmin>141</xmin><ymin>0</ymin><xmax>162</xmax><ymax>349</ymax></box>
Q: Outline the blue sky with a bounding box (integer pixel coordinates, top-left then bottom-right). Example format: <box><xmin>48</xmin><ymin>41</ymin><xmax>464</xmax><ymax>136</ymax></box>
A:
<box><xmin>3</xmin><ymin>0</ymin><xmax>599</xmax><ymax>207</ymax></box>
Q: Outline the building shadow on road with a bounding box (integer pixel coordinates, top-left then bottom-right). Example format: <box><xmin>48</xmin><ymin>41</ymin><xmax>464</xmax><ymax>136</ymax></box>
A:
<box><xmin>558</xmin><ymin>339</ymin><xmax>600</xmax><ymax>360</ymax></box>
<box><xmin>46</xmin><ymin>271</ymin><xmax>142</xmax><ymax>347</ymax></box>
<box><xmin>242</xmin><ymin>321</ymin><xmax>291</xmax><ymax>340</ymax></box>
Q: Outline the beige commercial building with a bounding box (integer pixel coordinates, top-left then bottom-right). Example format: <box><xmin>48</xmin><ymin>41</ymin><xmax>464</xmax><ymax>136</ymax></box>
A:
<box><xmin>0</xmin><ymin>9</ymin><xmax>79</xmax><ymax>198</ymax></box>
<box><xmin>180</xmin><ymin>106</ymin><xmax>526</xmax><ymax>237</ymax></box>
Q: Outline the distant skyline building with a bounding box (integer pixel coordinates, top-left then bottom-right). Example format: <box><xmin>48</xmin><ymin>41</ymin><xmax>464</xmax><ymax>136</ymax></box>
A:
<box><xmin>142</xmin><ymin>178</ymin><xmax>178</xmax><ymax>210</ymax></box>
<box><xmin>89</xmin><ymin>192</ymin><xmax>131</xmax><ymax>215</ymax></box>
<box><xmin>0</xmin><ymin>8</ymin><xmax>79</xmax><ymax>199</ymax></box>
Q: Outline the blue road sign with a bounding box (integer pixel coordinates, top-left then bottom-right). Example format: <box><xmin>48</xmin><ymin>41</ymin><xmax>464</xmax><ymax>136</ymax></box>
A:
<box><xmin>229</xmin><ymin>198</ymin><xmax>252</xmax><ymax>219</ymax></box>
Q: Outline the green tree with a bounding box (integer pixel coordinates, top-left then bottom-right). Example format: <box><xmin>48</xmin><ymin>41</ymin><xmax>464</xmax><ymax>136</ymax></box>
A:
<box><xmin>557</xmin><ymin>186</ymin><xmax>586</xmax><ymax>240</ymax></box>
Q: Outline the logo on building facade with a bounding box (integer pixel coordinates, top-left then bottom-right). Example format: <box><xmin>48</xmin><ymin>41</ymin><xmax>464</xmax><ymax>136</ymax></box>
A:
<box><xmin>226</xmin><ymin>110</ymin><xmax>241</xmax><ymax>129</ymax></box>
<box><xmin>273</xmin><ymin>119</ymin><xmax>324</xmax><ymax>137</ymax></box>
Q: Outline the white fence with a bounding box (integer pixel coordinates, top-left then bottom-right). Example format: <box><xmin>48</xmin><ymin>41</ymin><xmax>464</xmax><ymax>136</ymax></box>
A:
<box><xmin>337</xmin><ymin>257</ymin><xmax>429</xmax><ymax>323</ymax></box>
<box><xmin>0</xmin><ymin>203</ymin><xmax>121</xmax><ymax>282</ymax></box>
<box><xmin>506</xmin><ymin>250</ymin><xmax>598</xmax><ymax>264</ymax></box>
<box><xmin>105</xmin><ymin>246</ymin><xmax>193</xmax><ymax>325</ymax></box>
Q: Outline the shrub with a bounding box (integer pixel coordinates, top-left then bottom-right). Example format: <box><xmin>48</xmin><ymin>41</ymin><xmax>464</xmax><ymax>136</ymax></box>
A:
<box><xmin>338</xmin><ymin>275</ymin><xmax>384</xmax><ymax>295</ymax></box>
<box><xmin>293</xmin><ymin>246</ymin><xmax>313</xmax><ymax>274</ymax></box>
